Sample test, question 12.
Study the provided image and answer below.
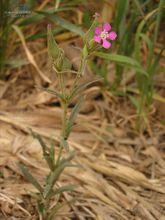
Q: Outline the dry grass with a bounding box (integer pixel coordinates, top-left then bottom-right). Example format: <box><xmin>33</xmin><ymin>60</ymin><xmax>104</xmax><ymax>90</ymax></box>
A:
<box><xmin>0</xmin><ymin>29</ymin><xmax>165</xmax><ymax>220</ymax></box>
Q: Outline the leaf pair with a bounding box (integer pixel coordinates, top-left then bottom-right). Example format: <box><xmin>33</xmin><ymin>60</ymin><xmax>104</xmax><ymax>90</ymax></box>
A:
<box><xmin>43</xmin><ymin>151</ymin><xmax>75</xmax><ymax>199</ymax></box>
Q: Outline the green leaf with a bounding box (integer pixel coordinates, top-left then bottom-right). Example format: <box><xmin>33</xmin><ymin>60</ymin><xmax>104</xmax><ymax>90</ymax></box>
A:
<box><xmin>149</xmin><ymin>47</ymin><xmax>164</xmax><ymax>76</ymax></box>
<box><xmin>69</xmin><ymin>78</ymin><xmax>102</xmax><ymax>99</ymax></box>
<box><xmin>19</xmin><ymin>13</ymin><xmax>44</xmax><ymax>26</ymax></box>
<box><xmin>140</xmin><ymin>33</ymin><xmax>152</xmax><ymax>53</ymax></box>
<box><xmin>43</xmin><ymin>161</ymin><xmax>70</xmax><ymax>198</ymax></box>
<box><xmin>66</xmin><ymin>96</ymin><xmax>84</xmax><ymax>138</ymax></box>
<box><xmin>115</xmin><ymin>0</ymin><xmax>129</xmax><ymax>40</ymax></box>
<box><xmin>36</xmin><ymin>86</ymin><xmax>64</xmax><ymax>100</ymax></box>
<box><xmin>54</xmin><ymin>184</ymin><xmax>76</xmax><ymax>195</ymax></box>
<box><xmin>19</xmin><ymin>5</ymin><xmax>76</xmax><ymax>26</ymax></box>
<box><xmin>153</xmin><ymin>0</ymin><xmax>164</xmax><ymax>46</ymax></box>
<box><xmin>82</xmin><ymin>45</ymin><xmax>88</xmax><ymax>58</ymax></box>
<box><xmin>69</xmin><ymin>96</ymin><xmax>83</xmax><ymax>125</ymax></box>
<box><xmin>94</xmin><ymin>52</ymin><xmax>148</xmax><ymax>76</ymax></box>
<box><xmin>38</xmin><ymin>12</ymin><xmax>84</xmax><ymax>36</ymax></box>
<box><xmin>95</xmin><ymin>52</ymin><xmax>139</xmax><ymax>67</ymax></box>
<box><xmin>46</xmin><ymin>184</ymin><xmax>76</xmax><ymax>201</ymax></box>
<box><xmin>1</xmin><ymin>58</ymin><xmax>29</xmax><ymax>68</ymax></box>
<box><xmin>25</xmin><ymin>27</ymin><xmax>63</xmax><ymax>41</ymax></box>
<box><xmin>50</xmin><ymin>139</ymin><xmax>55</xmax><ymax>166</ymax></box>
<box><xmin>30</xmin><ymin>129</ymin><xmax>54</xmax><ymax>171</ymax></box>
<box><xmin>37</xmin><ymin>201</ymin><xmax>46</xmax><ymax>216</ymax></box>
<box><xmin>47</xmin><ymin>25</ymin><xmax>71</xmax><ymax>71</ymax></box>
<box><xmin>30</xmin><ymin>129</ymin><xmax>48</xmax><ymax>152</ymax></box>
<box><xmin>47</xmin><ymin>24</ymin><xmax>60</xmax><ymax>60</ymax></box>
<box><xmin>129</xmin><ymin>95</ymin><xmax>140</xmax><ymax>110</ymax></box>
<box><xmin>19</xmin><ymin>164</ymin><xmax>43</xmax><ymax>193</ymax></box>
<box><xmin>134</xmin><ymin>9</ymin><xmax>157</xmax><ymax>62</ymax></box>
<box><xmin>132</xmin><ymin>0</ymin><xmax>144</xmax><ymax>17</ymax></box>
<box><xmin>48</xmin><ymin>14</ymin><xmax>84</xmax><ymax>37</ymax></box>
<box><xmin>43</xmin><ymin>152</ymin><xmax>75</xmax><ymax>198</ymax></box>
<box><xmin>62</xmin><ymin>56</ymin><xmax>72</xmax><ymax>70</ymax></box>
<box><xmin>57</xmin><ymin>151</ymin><xmax>75</xmax><ymax>167</ymax></box>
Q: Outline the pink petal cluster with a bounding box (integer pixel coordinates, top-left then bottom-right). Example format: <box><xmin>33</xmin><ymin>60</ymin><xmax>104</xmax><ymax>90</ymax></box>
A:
<box><xmin>94</xmin><ymin>23</ymin><xmax>117</xmax><ymax>49</ymax></box>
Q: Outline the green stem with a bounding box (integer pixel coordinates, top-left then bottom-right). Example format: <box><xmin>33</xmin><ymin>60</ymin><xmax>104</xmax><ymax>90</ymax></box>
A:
<box><xmin>58</xmin><ymin>72</ymin><xmax>65</xmax><ymax>97</ymax></box>
<box><xmin>61</xmin><ymin>101</ymin><xmax>68</xmax><ymax>140</ymax></box>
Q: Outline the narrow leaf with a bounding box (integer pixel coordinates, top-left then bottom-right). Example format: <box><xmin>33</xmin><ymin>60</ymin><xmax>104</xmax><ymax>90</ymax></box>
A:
<box><xmin>30</xmin><ymin>129</ymin><xmax>48</xmax><ymax>152</ymax></box>
<box><xmin>129</xmin><ymin>95</ymin><xmax>140</xmax><ymax>110</ymax></box>
<box><xmin>70</xmin><ymin>78</ymin><xmax>102</xmax><ymax>99</ymax></box>
<box><xmin>66</xmin><ymin>96</ymin><xmax>84</xmax><ymax>138</ymax></box>
<box><xmin>43</xmin><ymin>161</ymin><xmax>71</xmax><ymax>198</ymax></box>
<box><xmin>38</xmin><ymin>12</ymin><xmax>84</xmax><ymax>36</ymax></box>
<box><xmin>50</xmin><ymin>139</ymin><xmax>55</xmax><ymax>166</ymax></box>
<box><xmin>94</xmin><ymin>52</ymin><xmax>148</xmax><ymax>76</ymax></box>
<box><xmin>54</xmin><ymin>184</ymin><xmax>76</xmax><ymax>195</ymax></box>
<box><xmin>95</xmin><ymin>52</ymin><xmax>140</xmax><ymax>67</ymax></box>
<box><xmin>36</xmin><ymin>86</ymin><xmax>64</xmax><ymax>100</ymax></box>
<box><xmin>115</xmin><ymin>0</ymin><xmax>129</xmax><ymax>40</ymax></box>
<box><xmin>47</xmin><ymin>24</ymin><xmax>60</xmax><ymax>60</ymax></box>
<box><xmin>1</xmin><ymin>58</ymin><xmax>29</xmax><ymax>68</ymax></box>
<box><xmin>43</xmin><ymin>152</ymin><xmax>75</xmax><ymax>198</ymax></box>
<box><xmin>19</xmin><ymin>164</ymin><xmax>43</xmax><ymax>193</ymax></box>
<box><xmin>47</xmin><ymin>25</ymin><xmax>71</xmax><ymax>71</ymax></box>
<box><xmin>132</xmin><ymin>0</ymin><xmax>144</xmax><ymax>17</ymax></box>
<box><xmin>30</xmin><ymin>129</ymin><xmax>54</xmax><ymax>171</ymax></box>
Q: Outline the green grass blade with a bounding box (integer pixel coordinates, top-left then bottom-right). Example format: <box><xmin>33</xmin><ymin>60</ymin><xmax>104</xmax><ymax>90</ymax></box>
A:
<box><xmin>25</xmin><ymin>27</ymin><xmax>63</xmax><ymax>41</ymax></box>
<box><xmin>1</xmin><ymin>58</ymin><xmax>29</xmax><ymax>68</ymax></box>
<box><xmin>37</xmin><ymin>11</ymin><xmax>84</xmax><ymax>36</ymax></box>
<box><xmin>19</xmin><ymin>14</ymin><xmax>44</xmax><ymax>26</ymax></box>
<box><xmin>115</xmin><ymin>0</ymin><xmax>129</xmax><ymax>40</ymax></box>
<box><xmin>134</xmin><ymin>8</ymin><xmax>157</xmax><ymax>62</ymax></box>
<box><xmin>132</xmin><ymin>0</ymin><xmax>144</xmax><ymax>16</ymax></box>
<box><xmin>153</xmin><ymin>0</ymin><xmax>164</xmax><ymax>46</ymax></box>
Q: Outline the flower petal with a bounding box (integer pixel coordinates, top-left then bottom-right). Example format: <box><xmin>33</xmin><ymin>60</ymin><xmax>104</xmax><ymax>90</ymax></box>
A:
<box><xmin>94</xmin><ymin>36</ymin><xmax>102</xmax><ymax>43</ymax></box>
<box><xmin>103</xmin><ymin>23</ymin><xmax>111</xmax><ymax>31</ymax></box>
<box><xmin>102</xmin><ymin>39</ymin><xmax>111</xmax><ymax>49</ymax></box>
<box><xmin>108</xmin><ymin>31</ymin><xmax>117</xmax><ymax>40</ymax></box>
<box><xmin>95</xmin><ymin>27</ymin><xmax>102</xmax><ymax>35</ymax></box>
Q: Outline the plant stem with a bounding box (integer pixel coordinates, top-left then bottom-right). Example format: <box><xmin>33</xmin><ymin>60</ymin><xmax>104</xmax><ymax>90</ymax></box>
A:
<box><xmin>61</xmin><ymin>100</ymin><xmax>68</xmax><ymax>140</ymax></box>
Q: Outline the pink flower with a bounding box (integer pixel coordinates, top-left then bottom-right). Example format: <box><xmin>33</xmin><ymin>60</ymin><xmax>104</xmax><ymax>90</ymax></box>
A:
<box><xmin>94</xmin><ymin>23</ymin><xmax>117</xmax><ymax>49</ymax></box>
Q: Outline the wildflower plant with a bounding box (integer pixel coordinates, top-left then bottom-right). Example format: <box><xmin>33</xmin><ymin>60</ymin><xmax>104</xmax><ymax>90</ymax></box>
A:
<box><xmin>19</xmin><ymin>15</ymin><xmax>117</xmax><ymax>219</ymax></box>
